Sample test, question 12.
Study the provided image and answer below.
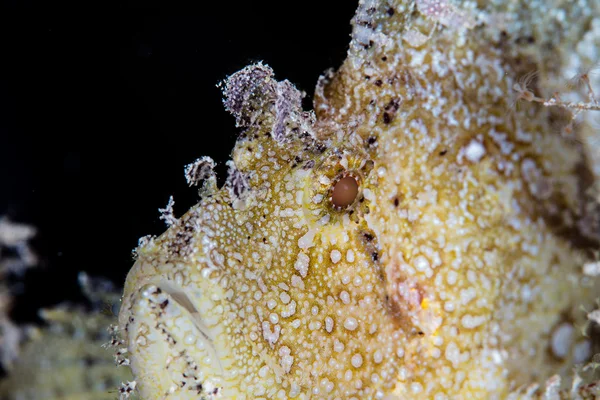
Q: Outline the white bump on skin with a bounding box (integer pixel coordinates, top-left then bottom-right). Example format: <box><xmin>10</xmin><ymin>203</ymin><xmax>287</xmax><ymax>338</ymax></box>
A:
<box><xmin>279</xmin><ymin>292</ymin><xmax>291</xmax><ymax>304</ymax></box>
<box><xmin>460</xmin><ymin>287</ymin><xmax>477</xmax><ymax>305</ymax></box>
<box><xmin>351</xmin><ymin>353</ymin><xmax>363</xmax><ymax>368</ymax></box>
<box><xmin>258</xmin><ymin>365</ymin><xmax>269</xmax><ymax>378</ymax></box>
<box><xmin>344</xmin><ymin>369</ymin><xmax>352</xmax><ymax>381</ymax></box>
<box><xmin>461</xmin><ymin>314</ymin><xmax>486</xmax><ymax>329</ymax></box>
<box><xmin>445</xmin><ymin>342</ymin><xmax>460</xmax><ymax>367</ymax></box>
<box><xmin>294</xmin><ymin>252</ymin><xmax>310</xmax><ymax>277</ymax></box>
<box><xmin>414</xmin><ymin>255</ymin><xmax>430</xmax><ymax>271</ymax></box>
<box><xmin>262</xmin><ymin>321</ymin><xmax>280</xmax><ymax>345</ymax></box>
<box><xmin>373</xmin><ymin>350</ymin><xmax>383</xmax><ymax>364</ymax></box>
<box><xmin>340</xmin><ymin>155</ymin><xmax>349</xmax><ymax>170</ymax></box>
<box><xmin>573</xmin><ymin>340</ymin><xmax>591</xmax><ymax>364</ymax></box>
<box><xmin>447</xmin><ymin>270</ymin><xmax>458</xmax><ymax>285</ymax></box>
<box><xmin>344</xmin><ymin>317</ymin><xmax>359</xmax><ymax>331</ymax></box>
<box><xmin>319</xmin><ymin>175</ymin><xmax>331</xmax><ymax>185</ymax></box>
<box><xmin>363</xmin><ymin>188</ymin><xmax>375</xmax><ymax>202</ymax></box>
<box><xmin>325</xmin><ymin>316</ymin><xmax>334</xmax><ymax>333</ymax></box>
<box><xmin>269</xmin><ymin>313</ymin><xmax>279</xmax><ymax>324</ymax></box>
<box><xmin>330</xmin><ymin>249</ymin><xmax>342</xmax><ymax>264</ymax></box>
<box><xmin>184</xmin><ymin>334</ymin><xmax>195</xmax><ymax>345</ymax></box>
<box><xmin>298</xmin><ymin>229</ymin><xmax>316</xmax><ymax>250</ymax></box>
<box><xmin>291</xmin><ymin>274</ymin><xmax>305</xmax><ymax>289</ymax></box>
<box><xmin>324</xmin><ymin>380</ymin><xmax>334</xmax><ymax>393</ymax></box>
<box><xmin>318</xmin><ymin>214</ymin><xmax>331</xmax><ymax>226</ymax></box>
<box><xmin>411</xmin><ymin>383</ymin><xmax>423</xmax><ymax>394</ymax></box>
<box><xmin>464</xmin><ymin>140</ymin><xmax>486</xmax><ymax>162</ymax></box>
<box><xmin>346</xmin><ymin>249</ymin><xmax>355</xmax><ymax>263</ymax></box>
<box><xmin>340</xmin><ymin>291</ymin><xmax>351</xmax><ymax>304</ymax></box>
<box><xmin>551</xmin><ymin>323</ymin><xmax>574</xmax><ymax>359</ymax></box>
<box><xmin>281</xmin><ymin>300</ymin><xmax>297</xmax><ymax>318</ymax></box>
<box><xmin>295</xmin><ymin>190</ymin><xmax>303</xmax><ymax>205</ymax></box>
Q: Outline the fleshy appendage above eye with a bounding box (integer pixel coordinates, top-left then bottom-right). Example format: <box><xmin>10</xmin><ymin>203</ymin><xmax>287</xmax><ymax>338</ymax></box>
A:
<box><xmin>301</xmin><ymin>149</ymin><xmax>374</xmax><ymax>226</ymax></box>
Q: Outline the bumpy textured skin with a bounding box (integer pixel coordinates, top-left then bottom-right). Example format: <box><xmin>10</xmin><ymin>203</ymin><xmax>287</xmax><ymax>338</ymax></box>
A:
<box><xmin>119</xmin><ymin>1</ymin><xmax>600</xmax><ymax>399</ymax></box>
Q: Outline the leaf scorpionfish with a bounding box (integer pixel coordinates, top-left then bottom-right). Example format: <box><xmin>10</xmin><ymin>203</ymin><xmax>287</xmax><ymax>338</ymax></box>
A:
<box><xmin>119</xmin><ymin>0</ymin><xmax>600</xmax><ymax>398</ymax></box>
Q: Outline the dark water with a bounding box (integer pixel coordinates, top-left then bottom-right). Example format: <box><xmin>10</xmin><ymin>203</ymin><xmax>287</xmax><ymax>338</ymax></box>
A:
<box><xmin>0</xmin><ymin>2</ymin><xmax>357</xmax><ymax>326</ymax></box>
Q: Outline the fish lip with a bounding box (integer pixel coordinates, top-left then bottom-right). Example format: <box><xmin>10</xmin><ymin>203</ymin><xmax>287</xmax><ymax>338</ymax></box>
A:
<box><xmin>119</xmin><ymin>257</ymin><xmax>221</xmax><ymax>347</ymax></box>
<box><xmin>118</xmin><ymin>258</ymin><xmax>155</xmax><ymax>330</ymax></box>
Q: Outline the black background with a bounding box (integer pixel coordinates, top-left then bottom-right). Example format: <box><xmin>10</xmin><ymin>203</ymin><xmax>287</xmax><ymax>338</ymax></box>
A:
<box><xmin>0</xmin><ymin>3</ymin><xmax>357</xmax><ymax>324</ymax></box>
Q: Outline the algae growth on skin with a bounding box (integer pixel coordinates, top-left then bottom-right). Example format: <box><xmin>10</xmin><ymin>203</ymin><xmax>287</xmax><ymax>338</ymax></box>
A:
<box><xmin>118</xmin><ymin>0</ymin><xmax>600</xmax><ymax>399</ymax></box>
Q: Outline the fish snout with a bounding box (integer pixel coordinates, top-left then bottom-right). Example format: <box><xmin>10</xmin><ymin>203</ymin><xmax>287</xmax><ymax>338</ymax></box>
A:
<box><xmin>118</xmin><ymin>256</ymin><xmax>231</xmax><ymax>398</ymax></box>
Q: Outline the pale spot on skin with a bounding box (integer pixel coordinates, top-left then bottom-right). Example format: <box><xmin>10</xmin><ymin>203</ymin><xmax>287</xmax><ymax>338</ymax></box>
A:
<box><xmin>325</xmin><ymin>316</ymin><xmax>334</xmax><ymax>333</ymax></box>
<box><xmin>330</xmin><ymin>249</ymin><xmax>342</xmax><ymax>263</ymax></box>
<box><xmin>351</xmin><ymin>353</ymin><xmax>363</xmax><ymax>368</ymax></box>
<box><xmin>551</xmin><ymin>323</ymin><xmax>574</xmax><ymax>359</ymax></box>
<box><xmin>294</xmin><ymin>252</ymin><xmax>310</xmax><ymax>277</ymax></box>
<box><xmin>346</xmin><ymin>249</ymin><xmax>355</xmax><ymax>263</ymax></box>
<box><xmin>344</xmin><ymin>317</ymin><xmax>359</xmax><ymax>331</ymax></box>
<box><xmin>464</xmin><ymin>140</ymin><xmax>486</xmax><ymax>163</ymax></box>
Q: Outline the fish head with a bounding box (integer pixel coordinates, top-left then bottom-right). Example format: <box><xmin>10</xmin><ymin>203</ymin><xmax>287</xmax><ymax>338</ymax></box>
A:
<box><xmin>118</xmin><ymin>63</ymin><xmax>409</xmax><ymax>399</ymax></box>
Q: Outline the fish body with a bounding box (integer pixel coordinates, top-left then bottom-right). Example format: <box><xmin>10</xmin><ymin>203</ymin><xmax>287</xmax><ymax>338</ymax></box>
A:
<box><xmin>119</xmin><ymin>1</ymin><xmax>600</xmax><ymax>398</ymax></box>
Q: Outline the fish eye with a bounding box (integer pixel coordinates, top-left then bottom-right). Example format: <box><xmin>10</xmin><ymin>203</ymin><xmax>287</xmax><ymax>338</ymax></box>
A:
<box><xmin>303</xmin><ymin>151</ymin><xmax>372</xmax><ymax>224</ymax></box>
<box><xmin>331</xmin><ymin>175</ymin><xmax>359</xmax><ymax>209</ymax></box>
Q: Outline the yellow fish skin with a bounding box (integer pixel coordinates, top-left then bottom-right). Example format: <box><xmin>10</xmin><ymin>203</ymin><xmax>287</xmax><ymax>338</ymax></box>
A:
<box><xmin>119</xmin><ymin>1</ymin><xmax>600</xmax><ymax>399</ymax></box>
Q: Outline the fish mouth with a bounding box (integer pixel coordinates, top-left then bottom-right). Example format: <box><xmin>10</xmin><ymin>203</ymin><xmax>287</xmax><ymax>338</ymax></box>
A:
<box><xmin>118</xmin><ymin>260</ymin><xmax>231</xmax><ymax>398</ymax></box>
